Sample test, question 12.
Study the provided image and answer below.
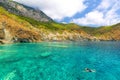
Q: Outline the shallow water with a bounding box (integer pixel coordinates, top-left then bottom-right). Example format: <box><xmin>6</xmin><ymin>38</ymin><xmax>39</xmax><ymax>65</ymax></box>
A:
<box><xmin>0</xmin><ymin>42</ymin><xmax>120</xmax><ymax>80</ymax></box>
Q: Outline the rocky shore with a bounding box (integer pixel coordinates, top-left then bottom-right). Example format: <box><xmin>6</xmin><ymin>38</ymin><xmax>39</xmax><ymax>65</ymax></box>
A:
<box><xmin>0</xmin><ymin>0</ymin><xmax>120</xmax><ymax>44</ymax></box>
<box><xmin>0</xmin><ymin>21</ymin><xmax>113</xmax><ymax>44</ymax></box>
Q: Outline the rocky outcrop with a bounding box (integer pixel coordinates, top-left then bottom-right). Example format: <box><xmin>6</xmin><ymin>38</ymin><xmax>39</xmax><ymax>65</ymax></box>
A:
<box><xmin>0</xmin><ymin>13</ymin><xmax>42</xmax><ymax>44</ymax></box>
<box><xmin>39</xmin><ymin>29</ymin><xmax>99</xmax><ymax>41</ymax></box>
<box><xmin>0</xmin><ymin>20</ymin><xmax>98</xmax><ymax>44</ymax></box>
<box><xmin>0</xmin><ymin>2</ymin><xmax>120</xmax><ymax>45</ymax></box>
<box><xmin>0</xmin><ymin>0</ymin><xmax>53</xmax><ymax>22</ymax></box>
<box><xmin>89</xmin><ymin>24</ymin><xmax>120</xmax><ymax>41</ymax></box>
<box><xmin>0</xmin><ymin>23</ymin><xmax>5</xmax><ymax>39</ymax></box>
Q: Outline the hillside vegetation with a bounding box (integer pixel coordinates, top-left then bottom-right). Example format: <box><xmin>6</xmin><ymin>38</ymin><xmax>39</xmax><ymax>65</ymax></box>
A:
<box><xmin>0</xmin><ymin>7</ymin><xmax>41</xmax><ymax>43</ymax></box>
<box><xmin>0</xmin><ymin>6</ymin><xmax>120</xmax><ymax>44</ymax></box>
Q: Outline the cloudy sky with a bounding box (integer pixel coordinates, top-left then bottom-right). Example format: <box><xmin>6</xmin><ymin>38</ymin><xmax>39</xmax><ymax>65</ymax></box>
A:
<box><xmin>13</xmin><ymin>0</ymin><xmax>120</xmax><ymax>27</ymax></box>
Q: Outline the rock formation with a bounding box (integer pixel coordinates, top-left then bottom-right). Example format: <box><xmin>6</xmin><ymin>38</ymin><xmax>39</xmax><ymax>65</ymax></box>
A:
<box><xmin>0</xmin><ymin>0</ymin><xmax>120</xmax><ymax>44</ymax></box>
<box><xmin>0</xmin><ymin>0</ymin><xmax>53</xmax><ymax>22</ymax></box>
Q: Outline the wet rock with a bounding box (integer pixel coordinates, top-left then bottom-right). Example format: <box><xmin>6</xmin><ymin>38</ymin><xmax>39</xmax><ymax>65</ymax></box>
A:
<box><xmin>40</xmin><ymin>52</ymin><xmax>51</xmax><ymax>57</ymax></box>
<box><xmin>17</xmin><ymin>38</ymin><xmax>30</xmax><ymax>43</ymax></box>
<box><xmin>0</xmin><ymin>40</ymin><xmax>4</xmax><ymax>44</ymax></box>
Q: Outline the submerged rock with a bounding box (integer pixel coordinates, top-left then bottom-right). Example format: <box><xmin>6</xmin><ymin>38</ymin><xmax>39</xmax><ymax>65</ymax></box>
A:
<box><xmin>3</xmin><ymin>70</ymin><xmax>16</xmax><ymax>80</ymax></box>
<box><xmin>40</xmin><ymin>52</ymin><xmax>51</xmax><ymax>57</ymax></box>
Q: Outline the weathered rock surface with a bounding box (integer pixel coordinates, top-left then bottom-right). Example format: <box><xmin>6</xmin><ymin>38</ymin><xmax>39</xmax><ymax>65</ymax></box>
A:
<box><xmin>0</xmin><ymin>23</ymin><xmax>5</xmax><ymax>39</ymax></box>
<box><xmin>0</xmin><ymin>1</ymin><xmax>120</xmax><ymax>45</ymax></box>
<box><xmin>0</xmin><ymin>0</ymin><xmax>53</xmax><ymax>22</ymax></box>
<box><xmin>39</xmin><ymin>29</ymin><xmax>98</xmax><ymax>41</ymax></box>
<box><xmin>0</xmin><ymin>14</ymin><xmax>42</xmax><ymax>44</ymax></box>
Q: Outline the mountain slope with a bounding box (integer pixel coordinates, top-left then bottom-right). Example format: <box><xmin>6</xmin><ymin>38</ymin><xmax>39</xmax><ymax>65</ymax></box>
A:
<box><xmin>0</xmin><ymin>7</ymin><xmax>93</xmax><ymax>44</ymax></box>
<box><xmin>0</xmin><ymin>7</ymin><xmax>42</xmax><ymax>44</ymax></box>
<box><xmin>93</xmin><ymin>24</ymin><xmax>120</xmax><ymax>41</ymax></box>
<box><xmin>78</xmin><ymin>24</ymin><xmax>120</xmax><ymax>41</ymax></box>
<box><xmin>0</xmin><ymin>0</ymin><xmax>53</xmax><ymax>22</ymax></box>
<box><xmin>0</xmin><ymin>1</ymin><xmax>120</xmax><ymax>44</ymax></box>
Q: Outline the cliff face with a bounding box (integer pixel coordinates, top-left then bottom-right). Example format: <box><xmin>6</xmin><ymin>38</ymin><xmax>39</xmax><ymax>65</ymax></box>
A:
<box><xmin>39</xmin><ymin>29</ymin><xmax>96</xmax><ymax>41</ymax></box>
<box><xmin>0</xmin><ymin>7</ymin><xmax>42</xmax><ymax>44</ymax></box>
<box><xmin>0</xmin><ymin>0</ymin><xmax>53</xmax><ymax>22</ymax></box>
<box><xmin>0</xmin><ymin>23</ymin><xmax>5</xmax><ymax>39</ymax></box>
<box><xmin>0</xmin><ymin>1</ymin><xmax>120</xmax><ymax>44</ymax></box>
<box><xmin>0</xmin><ymin>7</ymin><xmax>92</xmax><ymax>44</ymax></box>
<box><xmin>97</xmin><ymin>27</ymin><xmax>120</xmax><ymax>41</ymax></box>
<box><xmin>84</xmin><ymin>24</ymin><xmax>120</xmax><ymax>41</ymax></box>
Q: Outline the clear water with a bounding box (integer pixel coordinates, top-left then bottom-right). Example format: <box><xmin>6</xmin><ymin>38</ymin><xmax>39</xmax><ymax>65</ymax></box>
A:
<box><xmin>0</xmin><ymin>42</ymin><xmax>120</xmax><ymax>80</ymax></box>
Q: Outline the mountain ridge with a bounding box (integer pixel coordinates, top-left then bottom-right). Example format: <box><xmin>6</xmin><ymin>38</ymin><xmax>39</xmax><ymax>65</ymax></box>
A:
<box><xmin>0</xmin><ymin>0</ymin><xmax>120</xmax><ymax>44</ymax></box>
<box><xmin>0</xmin><ymin>0</ymin><xmax>53</xmax><ymax>22</ymax></box>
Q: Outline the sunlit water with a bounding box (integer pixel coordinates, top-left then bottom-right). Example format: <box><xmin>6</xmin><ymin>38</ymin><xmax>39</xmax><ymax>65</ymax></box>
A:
<box><xmin>0</xmin><ymin>42</ymin><xmax>120</xmax><ymax>80</ymax></box>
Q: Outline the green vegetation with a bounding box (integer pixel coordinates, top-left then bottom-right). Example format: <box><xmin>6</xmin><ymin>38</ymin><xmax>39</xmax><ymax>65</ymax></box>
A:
<box><xmin>0</xmin><ymin>6</ymin><xmax>120</xmax><ymax>37</ymax></box>
<box><xmin>17</xmin><ymin>15</ymin><xmax>82</xmax><ymax>31</ymax></box>
<box><xmin>0</xmin><ymin>7</ymin><xmax>32</xmax><ymax>28</ymax></box>
<box><xmin>0</xmin><ymin>6</ymin><xmax>82</xmax><ymax>31</ymax></box>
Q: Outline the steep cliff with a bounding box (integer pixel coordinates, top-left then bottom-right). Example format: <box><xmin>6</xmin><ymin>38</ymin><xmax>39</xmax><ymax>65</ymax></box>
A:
<box><xmin>0</xmin><ymin>7</ymin><xmax>42</xmax><ymax>44</ymax></box>
<box><xmin>0</xmin><ymin>0</ymin><xmax>53</xmax><ymax>22</ymax></box>
<box><xmin>0</xmin><ymin>7</ymin><xmax>95</xmax><ymax>44</ymax></box>
<box><xmin>91</xmin><ymin>24</ymin><xmax>120</xmax><ymax>41</ymax></box>
<box><xmin>0</xmin><ymin>1</ymin><xmax>120</xmax><ymax>44</ymax></box>
<box><xmin>78</xmin><ymin>24</ymin><xmax>120</xmax><ymax>41</ymax></box>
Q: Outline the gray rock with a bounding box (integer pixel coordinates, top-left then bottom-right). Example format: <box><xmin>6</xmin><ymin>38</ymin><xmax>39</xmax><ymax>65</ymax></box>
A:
<box><xmin>0</xmin><ymin>0</ymin><xmax>53</xmax><ymax>22</ymax></box>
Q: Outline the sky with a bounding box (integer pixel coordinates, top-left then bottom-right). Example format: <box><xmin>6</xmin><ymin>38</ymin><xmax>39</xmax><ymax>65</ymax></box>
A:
<box><xmin>13</xmin><ymin>0</ymin><xmax>120</xmax><ymax>27</ymax></box>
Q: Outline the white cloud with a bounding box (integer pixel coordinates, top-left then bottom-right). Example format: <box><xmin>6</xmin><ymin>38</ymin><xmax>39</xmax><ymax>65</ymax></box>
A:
<box><xmin>13</xmin><ymin>0</ymin><xmax>87</xmax><ymax>20</ymax></box>
<box><xmin>73</xmin><ymin>0</ymin><xmax>120</xmax><ymax>27</ymax></box>
<box><xmin>97</xmin><ymin>0</ymin><xmax>114</xmax><ymax>10</ymax></box>
<box><xmin>73</xmin><ymin>11</ymin><xmax>104</xmax><ymax>26</ymax></box>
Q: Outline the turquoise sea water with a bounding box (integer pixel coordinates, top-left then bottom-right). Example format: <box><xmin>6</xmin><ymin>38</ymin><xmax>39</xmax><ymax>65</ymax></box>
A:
<box><xmin>0</xmin><ymin>42</ymin><xmax>120</xmax><ymax>80</ymax></box>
